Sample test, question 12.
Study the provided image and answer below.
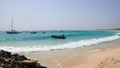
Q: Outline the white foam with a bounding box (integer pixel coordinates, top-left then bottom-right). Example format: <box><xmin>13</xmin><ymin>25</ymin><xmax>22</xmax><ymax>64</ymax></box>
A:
<box><xmin>0</xmin><ymin>35</ymin><xmax>120</xmax><ymax>53</ymax></box>
<box><xmin>116</xmin><ymin>32</ymin><xmax>120</xmax><ymax>36</ymax></box>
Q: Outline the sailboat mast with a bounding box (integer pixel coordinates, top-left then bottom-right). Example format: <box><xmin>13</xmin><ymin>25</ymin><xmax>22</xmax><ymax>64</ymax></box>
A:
<box><xmin>11</xmin><ymin>17</ymin><xmax>13</xmax><ymax>31</ymax></box>
<box><xmin>6</xmin><ymin>16</ymin><xmax>19</xmax><ymax>34</ymax></box>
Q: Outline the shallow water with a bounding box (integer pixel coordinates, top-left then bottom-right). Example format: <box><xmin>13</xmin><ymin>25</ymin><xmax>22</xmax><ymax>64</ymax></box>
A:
<box><xmin>0</xmin><ymin>30</ymin><xmax>119</xmax><ymax>52</ymax></box>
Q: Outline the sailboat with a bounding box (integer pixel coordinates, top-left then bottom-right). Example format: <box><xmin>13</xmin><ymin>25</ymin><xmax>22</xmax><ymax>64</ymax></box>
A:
<box><xmin>6</xmin><ymin>17</ymin><xmax>20</xmax><ymax>34</ymax></box>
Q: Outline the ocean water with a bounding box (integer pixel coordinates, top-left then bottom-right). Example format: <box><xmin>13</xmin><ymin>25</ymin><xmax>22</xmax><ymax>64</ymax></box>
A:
<box><xmin>0</xmin><ymin>30</ymin><xmax>120</xmax><ymax>53</ymax></box>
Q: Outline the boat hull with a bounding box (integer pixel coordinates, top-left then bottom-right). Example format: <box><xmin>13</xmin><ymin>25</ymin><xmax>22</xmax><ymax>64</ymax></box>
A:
<box><xmin>51</xmin><ymin>35</ymin><xmax>66</xmax><ymax>39</ymax></box>
<box><xmin>6</xmin><ymin>31</ymin><xmax>20</xmax><ymax>34</ymax></box>
<box><xmin>30</xmin><ymin>32</ymin><xmax>37</xmax><ymax>34</ymax></box>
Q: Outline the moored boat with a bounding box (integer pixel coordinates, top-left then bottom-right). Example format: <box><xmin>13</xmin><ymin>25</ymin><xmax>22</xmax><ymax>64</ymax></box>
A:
<box><xmin>6</xmin><ymin>17</ymin><xmax>20</xmax><ymax>34</ymax></box>
<box><xmin>6</xmin><ymin>30</ymin><xmax>20</xmax><ymax>34</ymax></box>
<box><xmin>30</xmin><ymin>31</ymin><xmax>37</xmax><ymax>34</ymax></box>
<box><xmin>51</xmin><ymin>35</ymin><xmax>66</xmax><ymax>39</ymax></box>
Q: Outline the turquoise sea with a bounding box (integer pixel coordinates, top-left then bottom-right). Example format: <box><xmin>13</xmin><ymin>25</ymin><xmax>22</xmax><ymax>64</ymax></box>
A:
<box><xmin>0</xmin><ymin>30</ymin><xmax>120</xmax><ymax>52</ymax></box>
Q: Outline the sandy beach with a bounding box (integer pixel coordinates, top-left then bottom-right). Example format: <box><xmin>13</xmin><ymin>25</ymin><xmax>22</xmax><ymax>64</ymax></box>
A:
<box><xmin>73</xmin><ymin>46</ymin><xmax>120</xmax><ymax>68</ymax></box>
<box><xmin>20</xmin><ymin>39</ymin><xmax>120</xmax><ymax>68</ymax></box>
<box><xmin>1</xmin><ymin>0</ymin><xmax>120</xmax><ymax>67</ymax></box>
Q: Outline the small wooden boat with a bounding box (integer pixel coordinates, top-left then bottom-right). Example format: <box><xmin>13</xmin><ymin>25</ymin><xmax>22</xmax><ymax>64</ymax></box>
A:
<box><xmin>41</xmin><ymin>31</ymin><xmax>46</xmax><ymax>33</ymax></box>
<box><xmin>51</xmin><ymin>35</ymin><xmax>66</xmax><ymax>39</ymax></box>
<box><xmin>30</xmin><ymin>31</ymin><xmax>37</xmax><ymax>34</ymax></box>
<box><xmin>60</xmin><ymin>31</ymin><xmax>64</xmax><ymax>32</ymax></box>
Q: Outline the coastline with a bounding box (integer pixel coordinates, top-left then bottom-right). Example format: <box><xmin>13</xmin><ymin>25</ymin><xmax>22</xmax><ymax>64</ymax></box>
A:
<box><xmin>20</xmin><ymin>38</ymin><xmax>120</xmax><ymax>68</ymax></box>
<box><xmin>103</xmin><ymin>29</ymin><xmax>120</xmax><ymax>32</ymax></box>
<box><xmin>1</xmin><ymin>30</ymin><xmax>120</xmax><ymax>68</ymax></box>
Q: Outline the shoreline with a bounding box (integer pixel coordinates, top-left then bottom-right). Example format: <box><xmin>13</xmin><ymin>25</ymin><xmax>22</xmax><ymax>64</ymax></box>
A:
<box><xmin>1</xmin><ymin>30</ymin><xmax>120</xmax><ymax>68</ymax></box>
<box><xmin>20</xmin><ymin>39</ymin><xmax>120</xmax><ymax>68</ymax></box>
<box><xmin>1</xmin><ymin>33</ymin><xmax>119</xmax><ymax>53</ymax></box>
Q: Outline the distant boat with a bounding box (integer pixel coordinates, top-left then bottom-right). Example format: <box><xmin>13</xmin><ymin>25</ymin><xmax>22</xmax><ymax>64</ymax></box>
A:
<box><xmin>42</xmin><ymin>32</ymin><xmax>46</xmax><ymax>33</ymax></box>
<box><xmin>60</xmin><ymin>31</ymin><xmax>64</xmax><ymax>32</ymax></box>
<box><xmin>6</xmin><ymin>17</ymin><xmax>20</xmax><ymax>34</ymax></box>
<box><xmin>41</xmin><ymin>31</ymin><xmax>46</xmax><ymax>33</ymax></box>
<box><xmin>51</xmin><ymin>35</ymin><xmax>66</xmax><ymax>39</ymax></box>
<box><xmin>6</xmin><ymin>30</ymin><xmax>20</xmax><ymax>34</ymax></box>
<box><xmin>30</xmin><ymin>31</ymin><xmax>37</xmax><ymax>34</ymax></box>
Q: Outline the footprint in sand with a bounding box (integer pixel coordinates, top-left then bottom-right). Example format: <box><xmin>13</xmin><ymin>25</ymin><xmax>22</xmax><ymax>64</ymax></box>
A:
<box><xmin>95</xmin><ymin>56</ymin><xmax>120</xmax><ymax>68</ymax></box>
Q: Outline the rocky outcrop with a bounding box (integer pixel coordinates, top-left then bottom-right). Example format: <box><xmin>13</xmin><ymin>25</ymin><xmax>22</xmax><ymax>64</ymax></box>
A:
<box><xmin>0</xmin><ymin>50</ymin><xmax>47</xmax><ymax>68</ymax></box>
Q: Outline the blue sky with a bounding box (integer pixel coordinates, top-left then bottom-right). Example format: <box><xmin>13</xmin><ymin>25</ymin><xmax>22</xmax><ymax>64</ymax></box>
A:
<box><xmin>0</xmin><ymin>0</ymin><xmax>120</xmax><ymax>31</ymax></box>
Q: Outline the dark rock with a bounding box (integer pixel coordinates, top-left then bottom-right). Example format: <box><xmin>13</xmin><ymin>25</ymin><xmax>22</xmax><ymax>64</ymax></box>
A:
<box><xmin>39</xmin><ymin>66</ymin><xmax>47</xmax><ymax>68</ymax></box>
<box><xmin>11</xmin><ymin>54</ymin><xmax>27</xmax><ymax>61</ymax></box>
<box><xmin>0</xmin><ymin>50</ymin><xmax>11</xmax><ymax>58</ymax></box>
<box><xmin>0</xmin><ymin>50</ymin><xmax>47</xmax><ymax>68</ymax></box>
